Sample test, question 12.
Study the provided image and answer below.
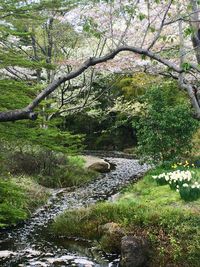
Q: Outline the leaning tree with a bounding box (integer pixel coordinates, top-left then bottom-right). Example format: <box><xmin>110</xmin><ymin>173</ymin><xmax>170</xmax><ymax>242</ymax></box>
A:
<box><xmin>0</xmin><ymin>0</ymin><xmax>200</xmax><ymax>122</ymax></box>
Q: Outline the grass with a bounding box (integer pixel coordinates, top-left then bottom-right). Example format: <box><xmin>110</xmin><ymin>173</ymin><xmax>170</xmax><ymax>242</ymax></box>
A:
<box><xmin>13</xmin><ymin>175</ymin><xmax>50</xmax><ymax>212</ymax></box>
<box><xmin>0</xmin><ymin>175</ymin><xmax>50</xmax><ymax>228</ymax></box>
<box><xmin>52</xmin><ymin>167</ymin><xmax>200</xmax><ymax>267</ymax></box>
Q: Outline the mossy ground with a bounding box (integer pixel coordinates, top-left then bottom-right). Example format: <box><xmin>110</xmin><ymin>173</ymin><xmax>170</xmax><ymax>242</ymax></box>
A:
<box><xmin>52</xmin><ymin>167</ymin><xmax>200</xmax><ymax>267</ymax></box>
<box><xmin>0</xmin><ymin>175</ymin><xmax>50</xmax><ymax>228</ymax></box>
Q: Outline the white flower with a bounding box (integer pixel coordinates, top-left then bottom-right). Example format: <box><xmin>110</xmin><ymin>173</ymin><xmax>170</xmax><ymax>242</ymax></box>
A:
<box><xmin>182</xmin><ymin>183</ymin><xmax>189</xmax><ymax>187</ymax></box>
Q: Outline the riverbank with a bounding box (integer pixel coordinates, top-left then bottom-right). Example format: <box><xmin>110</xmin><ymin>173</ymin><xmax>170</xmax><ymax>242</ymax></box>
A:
<box><xmin>52</xmin><ymin>166</ymin><xmax>200</xmax><ymax>267</ymax></box>
<box><xmin>0</xmin><ymin>157</ymin><xmax>149</xmax><ymax>266</ymax></box>
<box><xmin>0</xmin><ymin>155</ymin><xmax>97</xmax><ymax>229</ymax></box>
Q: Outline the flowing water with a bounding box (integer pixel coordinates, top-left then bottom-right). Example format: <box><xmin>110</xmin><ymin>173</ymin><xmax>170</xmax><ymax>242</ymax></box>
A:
<box><xmin>0</xmin><ymin>157</ymin><xmax>150</xmax><ymax>267</ymax></box>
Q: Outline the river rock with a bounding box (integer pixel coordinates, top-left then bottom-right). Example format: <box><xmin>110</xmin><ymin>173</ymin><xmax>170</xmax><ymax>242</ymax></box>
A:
<box><xmin>99</xmin><ymin>222</ymin><xmax>125</xmax><ymax>253</ymax></box>
<box><xmin>0</xmin><ymin>250</ymin><xmax>16</xmax><ymax>258</ymax></box>
<box><xmin>100</xmin><ymin>222</ymin><xmax>124</xmax><ymax>235</ymax></box>
<box><xmin>120</xmin><ymin>236</ymin><xmax>149</xmax><ymax>267</ymax></box>
<box><xmin>83</xmin><ymin>155</ymin><xmax>110</xmax><ymax>173</ymax></box>
<box><xmin>88</xmin><ymin>161</ymin><xmax>110</xmax><ymax>173</ymax></box>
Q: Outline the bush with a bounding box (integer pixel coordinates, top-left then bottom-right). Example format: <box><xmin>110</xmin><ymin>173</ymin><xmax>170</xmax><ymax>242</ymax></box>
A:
<box><xmin>6</xmin><ymin>149</ymin><xmax>67</xmax><ymax>177</ymax></box>
<box><xmin>1</xmin><ymin>147</ymin><xmax>96</xmax><ymax>188</ymax></box>
<box><xmin>135</xmin><ymin>82</ymin><xmax>199</xmax><ymax>163</ymax></box>
<box><xmin>34</xmin><ymin>155</ymin><xmax>97</xmax><ymax>188</ymax></box>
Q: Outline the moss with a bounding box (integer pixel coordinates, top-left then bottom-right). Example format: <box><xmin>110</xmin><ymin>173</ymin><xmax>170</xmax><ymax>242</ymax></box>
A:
<box><xmin>0</xmin><ymin>175</ymin><xmax>50</xmax><ymax>228</ymax></box>
<box><xmin>52</xmin><ymin>168</ymin><xmax>200</xmax><ymax>267</ymax></box>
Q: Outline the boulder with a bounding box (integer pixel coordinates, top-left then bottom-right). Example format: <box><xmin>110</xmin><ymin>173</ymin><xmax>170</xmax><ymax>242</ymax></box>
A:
<box><xmin>120</xmin><ymin>236</ymin><xmax>149</xmax><ymax>267</ymax></box>
<box><xmin>0</xmin><ymin>250</ymin><xmax>16</xmax><ymax>258</ymax></box>
<box><xmin>100</xmin><ymin>222</ymin><xmax>124</xmax><ymax>235</ymax></box>
<box><xmin>83</xmin><ymin>155</ymin><xmax>110</xmax><ymax>173</ymax></box>
<box><xmin>99</xmin><ymin>222</ymin><xmax>125</xmax><ymax>254</ymax></box>
<box><xmin>88</xmin><ymin>161</ymin><xmax>110</xmax><ymax>173</ymax></box>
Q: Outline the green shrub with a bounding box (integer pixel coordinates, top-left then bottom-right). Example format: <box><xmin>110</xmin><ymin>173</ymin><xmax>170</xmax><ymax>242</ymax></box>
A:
<box><xmin>115</xmin><ymin>72</ymin><xmax>161</xmax><ymax>100</ymax></box>
<box><xmin>34</xmin><ymin>155</ymin><xmax>97</xmax><ymax>188</ymax></box>
<box><xmin>135</xmin><ymin>81</ymin><xmax>199</xmax><ymax>163</ymax></box>
<box><xmin>1</xmin><ymin>145</ymin><xmax>95</xmax><ymax>188</ymax></box>
<box><xmin>0</xmin><ymin>174</ymin><xmax>50</xmax><ymax>228</ymax></box>
<box><xmin>6</xmin><ymin>149</ymin><xmax>67</xmax><ymax>177</ymax></box>
<box><xmin>179</xmin><ymin>184</ymin><xmax>200</xmax><ymax>201</ymax></box>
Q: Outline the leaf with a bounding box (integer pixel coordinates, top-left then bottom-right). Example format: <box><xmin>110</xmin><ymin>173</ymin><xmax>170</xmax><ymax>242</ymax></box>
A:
<box><xmin>141</xmin><ymin>54</ymin><xmax>147</xmax><ymax>60</ymax></box>
<box><xmin>150</xmin><ymin>27</ymin><xmax>156</xmax><ymax>33</ymax></box>
<box><xmin>138</xmin><ymin>13</ymin><xmax>146</xmax><ymax>21</ymax></box>
<box><xmin>184</xmin><ymin>27</ymin><xmax>194</xmax><ymax>37</ymax></box>
<box><xmin>181</xmin><ymin>62</ymin><xmax>192</xmax><ymax>71</ymax></box>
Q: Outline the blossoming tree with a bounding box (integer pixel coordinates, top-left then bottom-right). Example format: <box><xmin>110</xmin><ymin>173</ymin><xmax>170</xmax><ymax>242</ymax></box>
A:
<box><xmin>1</xmin><ymin>0</ymin><xmax>200</xmax><ymax>122</ymax></box>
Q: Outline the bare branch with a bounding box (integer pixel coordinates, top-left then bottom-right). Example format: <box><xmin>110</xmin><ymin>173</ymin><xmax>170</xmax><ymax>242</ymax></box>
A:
<box><xmin>148</xmin><ymin>0</ymin><xmax>173</xmax><ymax>50</ymax></box>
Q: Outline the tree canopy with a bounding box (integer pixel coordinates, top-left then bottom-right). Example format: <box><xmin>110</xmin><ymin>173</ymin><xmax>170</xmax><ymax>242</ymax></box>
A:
<box><xmin>0</xmin><ymin>0</ymin><xmax>200</xmax><ymax>121</ymax></box>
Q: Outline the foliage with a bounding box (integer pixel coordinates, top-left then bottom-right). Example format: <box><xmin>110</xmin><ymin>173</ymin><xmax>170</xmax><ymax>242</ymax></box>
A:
<box><xmin>192</xmin><ymin>128</ymin><xmax>200</xmax><ymax>157</ymax></box>
<box><xmin>52</xmin><ymin>168</ymin><xmax>200</xmax><ymax>266</ymax></box>
<box><xmin>0</xmin><ymin>79</ymin><xmax>84</xmax><ymax>155</ymax></box>
<box><xmin>63</xmin><ymin>110</ymin><xmax>137</xmax><ymax>150</ymax></box>
<box><xmin>0</xmin><ymin>144</ymin><xmax>96</xmax><ymax>188</ymax></box>
<box><xmin>62</xmin><ymin>73</ymin><xmax>143</xmax><ymax>150</ymax></box>
<box><xmin>0</xmin><ymin>120</ymin><xmax>84</xmax><ymax>153</ymax></box>
<box><xmin>109</xmin><ymin>96</ymin><xmax>145</xmax><ymax>117</ymax></box>
<box><xmin>34</xmin><ymin>155</ymin><xmax>97</xmax><ymax>188</ymax></box>
<box><xmin>135</xmin><ymin>81</ymin><xmax>199</xmax><ymax>163</ymax></box>
<box><xmin>14</xmin><ymin>175</ymin><xmax>50</xmax><ymax>211</ymax></box>
<box><xmin>115</xmin><ymin>72</ymin><xmax>161</xmax><ymax>100</ymax></box>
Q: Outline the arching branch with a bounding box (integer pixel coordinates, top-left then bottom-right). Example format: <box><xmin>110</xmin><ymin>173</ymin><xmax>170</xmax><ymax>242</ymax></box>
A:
<box><xmin>1</xmin><ymin>45</ymin><xmax>199</xmax><ymax>122</ymax></box>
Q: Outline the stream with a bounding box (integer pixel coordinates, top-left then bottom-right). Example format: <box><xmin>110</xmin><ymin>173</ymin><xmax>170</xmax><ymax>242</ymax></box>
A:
<box><xmin>0</xmin><ymin>157</ymin><xmax>150</xmax><ymax>267</ymax></box>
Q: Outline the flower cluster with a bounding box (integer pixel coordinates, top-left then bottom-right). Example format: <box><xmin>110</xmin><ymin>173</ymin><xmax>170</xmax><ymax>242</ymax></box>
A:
<box><xmin>152</xmin><ymin>170</ymin><xmax>200</xmax><ymax>201</ymax></box>
<box><xmin>172</xmin><ymin>160</ymin><xmax>200</xmax><ymax>169</ymax></box>
<box><xmin>152</xmin><ymin>170</ymin><xmax>192</xmax><ymax>186</ymax></box>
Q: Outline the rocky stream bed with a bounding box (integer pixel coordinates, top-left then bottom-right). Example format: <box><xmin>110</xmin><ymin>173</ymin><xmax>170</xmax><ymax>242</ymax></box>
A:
<box><xmin>0</xmin><ymin>157</ymin><xmax>150</xmax><ymax>267</ymax></box>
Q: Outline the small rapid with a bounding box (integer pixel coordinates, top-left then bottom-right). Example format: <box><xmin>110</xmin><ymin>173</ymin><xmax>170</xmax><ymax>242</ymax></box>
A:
<box><xmin>0</xmin><ymin>157</ymin><xmax>150</xmax><ymax>267</ymax></box>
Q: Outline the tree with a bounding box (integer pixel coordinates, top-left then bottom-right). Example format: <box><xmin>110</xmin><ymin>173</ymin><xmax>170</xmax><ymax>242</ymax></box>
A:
<box><xmin>0</xmin><ymin>0</ymin><xmax>84</xmax><ymax>153</ymax></box>
<box><xmin>1</xmin><ymin>0</ymin><xmax>200</xmax><ymax>122</ymax></box>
